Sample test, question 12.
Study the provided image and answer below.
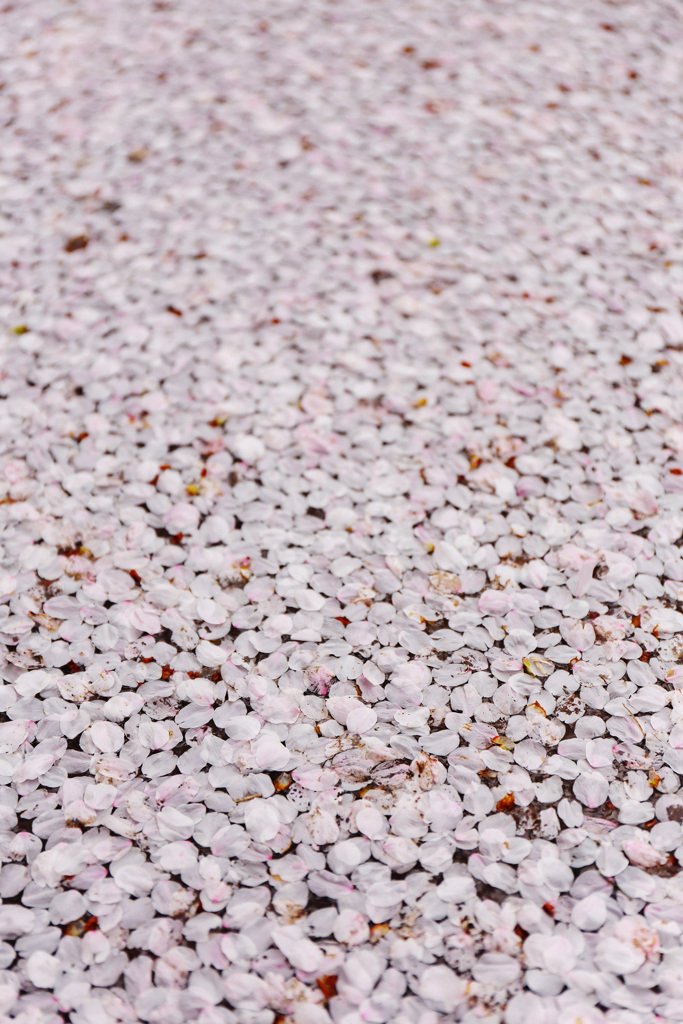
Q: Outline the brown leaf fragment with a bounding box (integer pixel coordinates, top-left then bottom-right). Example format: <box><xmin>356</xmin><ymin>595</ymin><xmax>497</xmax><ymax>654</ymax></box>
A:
<box><xmin>64</xmin><ymin>235</ymin><xmax>89</xmax><ymax>252</ymax></box>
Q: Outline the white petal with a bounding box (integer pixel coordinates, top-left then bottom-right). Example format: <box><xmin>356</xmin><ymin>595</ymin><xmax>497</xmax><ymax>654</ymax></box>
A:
<box><xmin>418</xmin><ymin>965</ymin><xmax>468</xmax><ymax>1012</ymax></box>
<box><xmin>356</xmin><ymin>806</ymin><xmax>388</xmax><ymax>840</ymax></box>
<box><xmin>573</xmin><ymin>771</ymin><xmax>609</xmax><ymax>808</ymax></box>
<box><xmin>25</xmin><ymin>951</ymin><xmax>62</xmax><ymax>988</ymax></box>
<box><xmin>89</xmin><ymin>720</ymin><xmax>125</xmax><ymax>752</ymax></box>
<box><xmin>197</xmin><ymin>598</ymin><xmax>228</xmax><ymax>625</ymax></box>
<box><xmin>243</xmin><ymin>800</ymin><xmax>280</xmax><ymax>843</ymax></box>
<box><xmin>271</xmin><ymin>925</ymin><xmax>325</xmax><ymax>972</ymax></box>
<box><xmin>346</xmin><ymin>706</ymin><xmax>377</xmax><ymax>734</ymax></box>
<box><xmin>571</xmin><ymin>894</ymin><xmax>607</xmax><ymax>931</ymax></box>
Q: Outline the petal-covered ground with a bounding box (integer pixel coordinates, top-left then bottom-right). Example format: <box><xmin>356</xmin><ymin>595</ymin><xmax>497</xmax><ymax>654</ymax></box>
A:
<box><xmin>1</xmin><ymin>1</ymin><xmax>683</xmax><ymax>1022</ymax></box>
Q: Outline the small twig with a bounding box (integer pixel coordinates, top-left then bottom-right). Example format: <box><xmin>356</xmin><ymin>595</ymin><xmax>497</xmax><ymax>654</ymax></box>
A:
<box><xmin>623</xmin><ymin>703</ymin><xmax>645</xmax><ymax>736</ymax></box>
